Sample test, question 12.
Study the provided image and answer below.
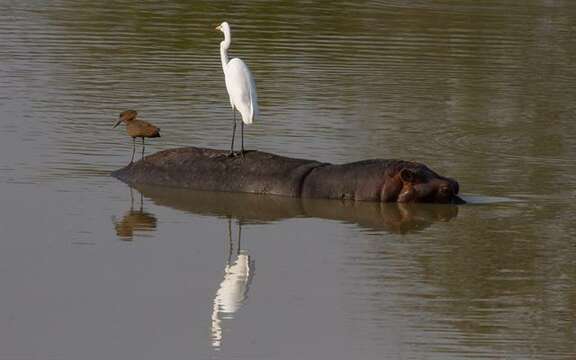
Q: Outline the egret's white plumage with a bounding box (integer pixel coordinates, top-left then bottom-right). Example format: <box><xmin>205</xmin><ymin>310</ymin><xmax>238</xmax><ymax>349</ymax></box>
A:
<box><xmin>216</xmin><ymin>21</ymin><xmax>258</xmax><ymax>155</ymax></box>
<box><xmin>224</xmin><ymin>59</ymin><xmax>258</xmax><ymax>124</ymax></box>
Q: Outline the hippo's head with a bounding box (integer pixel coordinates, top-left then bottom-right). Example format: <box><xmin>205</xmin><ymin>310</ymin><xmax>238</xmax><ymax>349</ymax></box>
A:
<box><xmin>382</xmin><ymin>161</ymin><xmax>464</xmax><ymax>204</ymax></box>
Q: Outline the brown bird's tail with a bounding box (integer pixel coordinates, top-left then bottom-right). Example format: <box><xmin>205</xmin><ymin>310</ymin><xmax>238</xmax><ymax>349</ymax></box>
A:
<box><xmin>152</xmin><ymin>128</ymin><xmax>161</xmax><ymax>138</ymax></box>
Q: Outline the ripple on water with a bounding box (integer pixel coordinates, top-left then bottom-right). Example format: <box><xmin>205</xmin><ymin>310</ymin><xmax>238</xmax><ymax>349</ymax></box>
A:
<box><xmin>1</xmin><ymin>2</ymin><xmax>576</xmax><ymax>359</ymax></box>
<box><xmin>460</xmin><ymin>195</ymin><xmax>523</xmax><ymax>205</ymax></box>
<box><xmin>3</xmin><ymin>0</ymin><xmax>571</xmax><ymax>182</ymax></box>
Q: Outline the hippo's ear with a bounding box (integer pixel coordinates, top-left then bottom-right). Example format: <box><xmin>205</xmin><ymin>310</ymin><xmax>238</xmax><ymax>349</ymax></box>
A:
<box><xmin>400</xmin><ymin>168</ymin><xmax>416</xmax><ymax>183</ymax></box>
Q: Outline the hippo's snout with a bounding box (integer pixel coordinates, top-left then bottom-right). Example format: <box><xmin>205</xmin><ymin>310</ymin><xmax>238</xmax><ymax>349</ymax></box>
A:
<box><xmin>441</xmin><ymin>178</ymin><xmax>465</xmax><ymax>204</ymax></box>
<box><xmin>403</xmin><ymin>176</ymin><xmax>464</xmax><ymax>204</ymax></box>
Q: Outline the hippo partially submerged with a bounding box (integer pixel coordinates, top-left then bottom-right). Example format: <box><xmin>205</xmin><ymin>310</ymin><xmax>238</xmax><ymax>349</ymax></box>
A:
<box><xmin>111</xmin><ymin>147</ymin><xmax>464</xmax><ymax>204</ymax></box>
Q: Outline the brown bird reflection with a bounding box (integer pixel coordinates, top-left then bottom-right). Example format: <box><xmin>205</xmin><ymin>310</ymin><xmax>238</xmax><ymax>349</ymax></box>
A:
<box><xmin>113</xmin><ymin>187</ymin><xmax>157</xmax><ymax>241</ymax></box>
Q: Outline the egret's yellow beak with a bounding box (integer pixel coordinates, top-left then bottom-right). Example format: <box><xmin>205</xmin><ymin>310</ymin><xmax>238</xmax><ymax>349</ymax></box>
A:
<box><xmin>113</xmin><ymin>118</ymin><xmax>123</xmax><ymax>128</ymax></box>
<box><xmin>215</xmin><ymin>25</ymin><xmax>221</xmax><ymax>31</ymax></box>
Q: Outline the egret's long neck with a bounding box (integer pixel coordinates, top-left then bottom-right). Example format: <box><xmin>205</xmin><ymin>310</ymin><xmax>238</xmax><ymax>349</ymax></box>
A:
<box><xmin>220</xmin><ymin>31</ymin><xmax>231</xmax><ymax>71</ymax></box>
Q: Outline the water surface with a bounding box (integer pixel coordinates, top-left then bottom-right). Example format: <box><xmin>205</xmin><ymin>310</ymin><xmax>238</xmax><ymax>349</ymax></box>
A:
<box><xmin>1</xmin><ymin>1</ymin><xmax>576</xmax><ymax>359</ymax></box>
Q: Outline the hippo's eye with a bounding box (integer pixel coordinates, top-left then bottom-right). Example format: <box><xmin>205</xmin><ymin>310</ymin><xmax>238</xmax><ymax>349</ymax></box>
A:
<box><xmin>439</xmin><ymin>186</ymin><xmax>450</xmax><ymax>194</ymax></box>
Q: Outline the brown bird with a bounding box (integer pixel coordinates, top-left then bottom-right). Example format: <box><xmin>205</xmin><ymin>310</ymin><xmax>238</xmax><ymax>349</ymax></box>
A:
<box><xmin>113</xmin><ymin>110</ymin><xmax>160</xmax><ymax>163</ymax></box>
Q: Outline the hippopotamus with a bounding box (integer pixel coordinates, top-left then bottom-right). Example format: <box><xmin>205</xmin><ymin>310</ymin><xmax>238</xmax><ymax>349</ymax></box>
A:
<box><xmin>111</xmin><ymin>147</ymin><xmax>464</xmax><ymax>204</ymax></box>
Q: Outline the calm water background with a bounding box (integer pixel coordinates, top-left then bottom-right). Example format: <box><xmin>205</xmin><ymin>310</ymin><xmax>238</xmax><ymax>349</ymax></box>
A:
<box><xmin>1</xmin><ymin>1</ymin><xmax>576</xmax><ymax>359</ymax></box>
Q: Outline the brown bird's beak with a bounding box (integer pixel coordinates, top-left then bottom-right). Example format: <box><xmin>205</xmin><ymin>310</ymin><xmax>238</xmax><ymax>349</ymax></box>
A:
<box><xmin>113</xmin><ymin>118</ymin><xmax>123</xmax><ymax>128</ymax></box>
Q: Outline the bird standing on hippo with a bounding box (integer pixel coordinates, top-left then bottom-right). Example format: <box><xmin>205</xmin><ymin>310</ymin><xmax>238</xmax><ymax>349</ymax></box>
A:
<box><xmin>111</xmin><ymin>22</ymin><xmax>464</xmax><ymax>205</ymax></box>
<box><xmin>216</xmin><ymin>21</ymin><xmax>258</xmax><ymax>157</ymax></box>
<box><xmin>113</xmin><ymin>110</ymin><xmax>161</xmax><ymax>163</ymax></box>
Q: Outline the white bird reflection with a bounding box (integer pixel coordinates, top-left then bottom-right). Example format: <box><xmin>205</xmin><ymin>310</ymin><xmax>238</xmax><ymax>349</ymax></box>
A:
<box><xmin>211</xmin><ymin>219</ymin><xmax>254</xmax><ymax>350</ymax></box>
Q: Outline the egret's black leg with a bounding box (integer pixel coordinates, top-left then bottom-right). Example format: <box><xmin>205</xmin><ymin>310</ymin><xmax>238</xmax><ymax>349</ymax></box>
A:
<box><xmin>237</xmin><ymin>220</ymin><xmax>242</xmax><ymax>254</ymax></box>
<box><xmin>226</xmin><ymin>218</ymin><xmax>233</xmax><ymax>265</ymax></box>
<box><xmin>141</xmin><ymin>137</ymin><xmax>145</xmax><ymax>160</ymax></box>
<box><xmin>240</xmin><ymin>121</ymin><xmax>245</xmax><ymax>158</ymax></box>
<box><xmin>130</xmin><ymin>137</ymin><xmax>136</xmax><ymax>163</ymax></box>
<box><xmin>229</xmin><ymin>109</ymin><xmax>237</xmax><ymax>157</ymax></box>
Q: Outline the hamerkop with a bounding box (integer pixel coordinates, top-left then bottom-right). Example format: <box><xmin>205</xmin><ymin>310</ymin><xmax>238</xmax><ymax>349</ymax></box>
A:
<box><xmin>113</xmin><ymin>110</ymin><xmax>160</xmax><ymax>163</ymax></box>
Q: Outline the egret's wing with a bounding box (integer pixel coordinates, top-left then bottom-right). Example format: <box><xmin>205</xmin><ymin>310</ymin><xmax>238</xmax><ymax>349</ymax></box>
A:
<box><xmin>225</xmin><ymin>58</ymin><xmax>258</xmax><ymax>124</ymax></box>
<box><xmin>249</xmin><ymin>69</ymin><xmax>258</xmax><ymax>118</ymax></box>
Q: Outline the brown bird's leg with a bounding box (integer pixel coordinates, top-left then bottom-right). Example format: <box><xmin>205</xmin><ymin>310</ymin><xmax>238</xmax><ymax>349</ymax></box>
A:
<box><xmin>141</xmin><ymin>137</ymin><xmax>145</xmax><ymax>160</ymax></box>
<box><xmin>129</xmin><ymin>186</ymin><xmax>134</xmax><ymax>210</ymax></box>
<box><xmin>130</xmin><ymin>137</ymin><xmax>136</xmax><ymax>163</ymax></box>
<box><xmin>228</xmin><ymin>109</ymin><xmax>237</xmax><ymax>157</ymax></box>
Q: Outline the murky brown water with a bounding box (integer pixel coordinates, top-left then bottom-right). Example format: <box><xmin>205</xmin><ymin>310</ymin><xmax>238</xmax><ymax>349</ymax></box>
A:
<box><xmin>1</xmin><ymin>1</ymin><xmax>576</xmax><ymax>359</ymax></box>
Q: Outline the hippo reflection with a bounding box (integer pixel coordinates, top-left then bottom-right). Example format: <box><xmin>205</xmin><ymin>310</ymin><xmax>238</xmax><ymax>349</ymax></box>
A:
<box><xmin>130</xmin><ymin>184</ymin><xmax>459</xmax><ymax>234</ymax></box>
<box><xmin>112</xmin><ymin>147</ymin><xmax>464</xmax><ymax>204</ymax></box>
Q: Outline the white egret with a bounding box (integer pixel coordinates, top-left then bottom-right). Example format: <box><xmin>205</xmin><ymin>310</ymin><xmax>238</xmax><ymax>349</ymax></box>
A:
<box><xmin>215</xmin><ymin>21</ymin><xmax>258</xmax><ymax>157</ymax></box>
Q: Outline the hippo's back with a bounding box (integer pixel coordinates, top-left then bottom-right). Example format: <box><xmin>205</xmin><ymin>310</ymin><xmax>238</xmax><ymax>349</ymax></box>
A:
<box><xmin>112</xmin><ymin>147</ymin><xmax>324</xmax><ymax>197</ymax></box>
